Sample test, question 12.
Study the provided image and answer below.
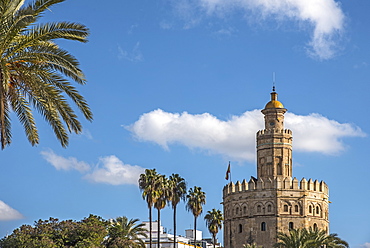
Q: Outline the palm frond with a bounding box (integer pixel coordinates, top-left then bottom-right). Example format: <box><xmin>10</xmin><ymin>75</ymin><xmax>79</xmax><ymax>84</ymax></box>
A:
<box><xmin>7</xmin><ymin>83</ymin><xmax>39</xmax><ymax>145</ymax></box>
<box><xmin>0</xmin><ymin>0</ymin><xmax>91</xmax><ymax>149</ymax></box>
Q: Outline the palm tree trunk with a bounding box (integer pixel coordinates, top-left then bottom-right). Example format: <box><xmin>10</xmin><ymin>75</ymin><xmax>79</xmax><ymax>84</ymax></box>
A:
<box><xmin>173</xmin><ymin>205</ymin><xmax>177</xmax><ymax>248</ymax></box>
<box><xmin>149</xmin><ymin>206</ymin><xmax>152</xmax><ymax>248</ymax></box>
<box><xmin>158</xmin><ymin>209</ymin><xmax>161</xmax><ymax>248</ymax></box>
<box><xmin>213</xmin><ymin>233</ymin><xmax>216</xmax><ymax>248</ymax></box>
<box><xmin>194</xmin><ymin>216</ymin><xmax>197</xmax><ymax>248</ymax></box>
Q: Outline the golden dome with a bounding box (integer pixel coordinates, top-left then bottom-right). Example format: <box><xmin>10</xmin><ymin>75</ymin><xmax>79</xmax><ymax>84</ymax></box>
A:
<box><xmin>264</xmin><ymin>91</ymin><xmax>284</xmax><ymax>109</ymax></box>
<box><xmin>265</xmin><ymin>100</ymin><xmax>284</xmax><ymax>109</ymax></box>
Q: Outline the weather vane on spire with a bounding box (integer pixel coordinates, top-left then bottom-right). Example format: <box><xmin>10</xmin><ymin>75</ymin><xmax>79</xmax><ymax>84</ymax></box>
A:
<box><xmin>272</xmin><ymin>72</ymin><xmax>276</xmax><ymax>92</ymax></box>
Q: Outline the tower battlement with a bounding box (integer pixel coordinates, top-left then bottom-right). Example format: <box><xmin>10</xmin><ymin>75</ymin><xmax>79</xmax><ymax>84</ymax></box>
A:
<box><xmin>223</xmin><ymin>177</ymin><xmax>329</xmax><ymax>196</ymax></box>
<box><xmin>256</xmin><ymin>128</ymin><xmax>292</xmax><ymax>136</ymax></box>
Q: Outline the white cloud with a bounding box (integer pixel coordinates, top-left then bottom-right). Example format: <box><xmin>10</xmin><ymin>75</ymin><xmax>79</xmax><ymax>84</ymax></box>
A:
<box><xmin>84</xmin><ymin>156</ymin><xmax>145</xmax><ymax>186</ymax></box>
<box><xmin>118</xmin><ymin>42</ymin><xmax>143</xmax><ymax>62</ymax></box>
<box><xmin>127</xmin><ymin>109</ymin><xmax>365</xmax><ymax>162</ymax></box>
<box><xmin>0</xmin><ymin>201</ymin><xmax>23</xmax><ymax>221</ymax></box>
<box><xmin>171</xmin><ymin>0</ymin><xmax>345</xmax><ymax>59</ymax></box>
<box><xmin>41</xmin><ymin>149</ymin><xmax>90</xmax><ymax>172</ymax></box>
<box><xmin>285</xmin><ymin>112</ymin><xmax>364</xmax><ymax>154</ymax></box>
<box><xmin>42</xmin><ymin>150</ymin><xmax>145</xmax><ymax>186</ymax></box>
<box><xmin>359</xmin><ymin>243</ymin><xmax>370</xmax><ymax>248</ymax></box>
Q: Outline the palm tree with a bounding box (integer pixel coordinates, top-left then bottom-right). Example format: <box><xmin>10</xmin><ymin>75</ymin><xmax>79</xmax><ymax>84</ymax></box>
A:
<box><xmin>186</xmin><ymin>186</ymin><xmax>206</xmax><ymax>247</ymax></box>
<box><xmin>168</xmin><ymin>174</ymin><xmax>187</xmax><ymax>248</ymax></box>
<box><xmin>139</xmin><ymin>169</ymin><xmax>160</xmax><ymax>248</ymax></box>
<box><xmin>105</xmin><ymin>216</ymin><xmax>148</xmax><ymax>248</ymax></box>
<box><xmin>323</xmin><ymin>233</ymin><xmax>349</xmax><ymax>248</ymax></box>
<box><xmin>153</xmin><ymin>174</ymin><xmax>169</xmax><ymax>248</ymax></box>
<box><xmin>274</xmin><ymin>227</ymin><xmax>349</xmax><ymax>248</ymax></box>
<box><xmin>204</xmin><ymin>209</ymin><xmax>223</xmax><ymax>248</ymax></box>
<box><xmin>306</xmin><ymin>227</ymin><xmax>349</xmax><ymax>248</ymax></box>
<box><xmin>306</xmin><ymin>227</ymin><xmax>330</xmax><ymax>248</ymax></box>
<box><xmin>274</xmin><ymin>228</ymin><xmax>311</xmax><ymax>248</ymax></box>
<box><xmin>0</xmin><ymin>0</ymin><xmax>92</xmax><ymax>149</ymax></box>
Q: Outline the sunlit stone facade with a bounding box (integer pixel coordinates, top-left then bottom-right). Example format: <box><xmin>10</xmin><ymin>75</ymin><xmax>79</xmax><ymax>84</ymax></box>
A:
<box><xmin>223</xmin><ymin>90</ymin><xmax>329</xmax><ymax>248</ymax></box>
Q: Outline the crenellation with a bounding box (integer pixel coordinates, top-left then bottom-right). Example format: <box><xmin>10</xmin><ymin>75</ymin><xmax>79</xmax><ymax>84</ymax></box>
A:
<box><xmin>292</xmin><ymin>177</ymin><xmax>299</xmax><ymax>189</ymax></box>
<box><xmin>229</xmin><ymin>181</ymin><xmax>235</xmax><ymax>193</ymax></box>
<box><xmin>235</xmin><ymin>181</ymin><xmax>241</xmax><ymax>192</ymax></box>
<box><xmin>223</xmin><ymin>178</ymin><xmax>329</xmax><ymax>197</ymax></box>
<box><xmin>265</xmin><ymin>177</ymin><xmax>273</xmax><ymax>189</ymax></box>
<box><xmin>242</xmin><ymin>179</ymin><xmax>248</xmax><ymax>191</ymax></box>
<box><xmin>283</xmin><ymin>177</ymin><xmax>292</xmax><ymax>189</ymax></box>
<box><xmin>314</xmin><ymin>180</ymin><xmax>319</xmax><ymax>191</ymax></box>
<box><xmin>275</xmin><ymin>177</ymin><xmax>283</xmax><ymax>189</ymax></box>
<box><xmin>257</xmin><ymin>178</ymin><xmax>264</xmax><ymax>189</ymax></box>
<box><xmin>308</xmin><ymin>178</ymin><xmax>313</xmax><ymax>190</ymax></box>
<box><xmin>248</xmin><ymin>178</ymin><xmax>256</xmax><ymax>190</ymax></box>
<box><xmin>300</xmin><ymin>178</ymin><xmax>307</xmax><ymax>190</ymax></box>
<box><xmin>257</xmin><ymin>128</ymin><xmax>292</xmax><ymax>137</ymax></box>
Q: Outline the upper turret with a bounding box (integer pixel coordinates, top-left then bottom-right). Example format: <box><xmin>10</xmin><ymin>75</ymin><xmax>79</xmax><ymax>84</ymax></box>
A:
<box><xmin>261</xmin><ymin>89</ymin><xmax>287</xmax><ymax>130</ymax></box>
<box><xmin>257</xmin><ymin>89</ymin><xmax>292</xmax><ymax>180</ymax></box>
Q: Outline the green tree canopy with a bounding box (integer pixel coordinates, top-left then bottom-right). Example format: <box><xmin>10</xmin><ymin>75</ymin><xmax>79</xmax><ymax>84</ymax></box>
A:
<box><xmin>0</xmin><ymin>215</ymin><xmax>108</xmax><ymax>247</ymax></box>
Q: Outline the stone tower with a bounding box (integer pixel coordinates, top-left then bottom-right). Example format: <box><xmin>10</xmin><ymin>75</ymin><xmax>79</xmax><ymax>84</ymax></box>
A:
<box><xmin>223</xmin><ymin>90</ymin><xmax>329</xmax><ymax>248</ymax></box>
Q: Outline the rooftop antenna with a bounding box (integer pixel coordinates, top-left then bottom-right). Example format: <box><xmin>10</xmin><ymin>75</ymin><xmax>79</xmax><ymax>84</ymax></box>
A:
<box><xmin>272</xmin><ymin>72</ymin><xmax>276</xmax><ymax>92</ymax></box>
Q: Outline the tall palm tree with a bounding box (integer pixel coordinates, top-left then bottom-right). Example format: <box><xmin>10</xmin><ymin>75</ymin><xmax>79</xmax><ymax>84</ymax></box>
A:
<box><xmin>168</xmin><ymin>174</ymin><xmax>187</xmax><ymax>248</ymax></box>
<box><xmin>186</xmin><ymin>186</ymin><xmax>206</xmax><ymax>247</ymax></box>
<box><xmin>0</xmin><ymin>0</ymin><xmax>92</xmax><ymax>149</ymax></box>
<box><xmin>204</xmin><ymin>209</ymin><xmax>223</xmax><ymax>248</ymax></box>
<box><xmin>105</xmin><ymin>216</ymin><xmax>148</xmax><ymax>248</ymax></box>
<box><xmin>153</xmin><ymin>174</ymin><xmax>169</xmax><ymax>248</ymax></box>
<box><xmin>139</xmin><ymin>169</ymin><xmax>160</xmax><ymax>248</ymax></box>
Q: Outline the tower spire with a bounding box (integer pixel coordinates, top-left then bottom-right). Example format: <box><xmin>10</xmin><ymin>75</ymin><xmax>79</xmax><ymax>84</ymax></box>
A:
<box><xmin>272</xmin><ymin>72</ymin><xmax>276</xmax><ymax>92</ymax></box>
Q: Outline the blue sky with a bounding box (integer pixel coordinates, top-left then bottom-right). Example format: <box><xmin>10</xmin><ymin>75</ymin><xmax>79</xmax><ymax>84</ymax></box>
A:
<box><xmin>1</xmin><ymin>0</ymin><xmax>370</xmax><ymax>247</ymax></box>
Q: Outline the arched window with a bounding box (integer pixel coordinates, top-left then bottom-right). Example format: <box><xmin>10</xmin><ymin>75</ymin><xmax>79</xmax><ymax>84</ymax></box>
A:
<box><xmin>289</xmin><ymin>222</ymin><xmax>294</xmax><ymax>230</ymax></box>
<box><xmin>284</xmin><ymin>204</ymin><xmax>288</xmax><ymax>212</ymax></box>
<box><xmin>295</xmin><ymin>205</ymin><xmax>299</xmax><ymax>212</ymax></box>
<box><xmin>316</xmin><ymin>206</ymin><xmax>320</xmax><ymax>215</ymax></box>
<box><xmin>243</xmin><ymin>206</ymin><xmax>247</xmax><ymax>215</ymax></box>
<box><xmin>267</xmin><ymin>204</ymin><xmax>272</xmax><ymax>212</ymax></box>
<box><xmin>313</xmin><ymin>223</ymin><xmax>318</xmax><ymax>230</ymax></box>
<box><xmin>309</xmin><ymin>205</ymin><xmax>312</xmax><ymax>213</ymax></box>
<box><xmin>236</xmin><ymin>207</ymin><xmax>239</xmax><ymax>215</ymax></box>
<box><xmin>239</xmin><ymin>224</ymin><xmax>243</xmax><ymax>233</ymax></box>
<box><xmin>261</xmin><ymin>222</ymin><xmax>266</xmax><ymax>231</ymax></box>
<box><xmin>257</xmin><ymin>205</ymin><xmax>261</xmax><ymax>213</ymax></box>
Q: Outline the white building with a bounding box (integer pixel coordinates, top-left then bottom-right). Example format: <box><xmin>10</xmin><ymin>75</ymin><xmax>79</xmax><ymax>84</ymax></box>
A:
<box><xmin>141</xmin><ymin>221</ymin><xmax>221</xmax><ymax>248</ymax></box>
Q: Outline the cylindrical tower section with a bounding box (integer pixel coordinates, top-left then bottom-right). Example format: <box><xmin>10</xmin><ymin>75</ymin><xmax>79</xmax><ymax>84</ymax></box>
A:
<box><xmin>256</xmin><ymin>130</ymin><xmax>292</xmax><ymax>181</ymax></box>
<box><xmin>257</xmin><ymin>91</ymin><xmax>293</xmax><ymax>182</ymax></box>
